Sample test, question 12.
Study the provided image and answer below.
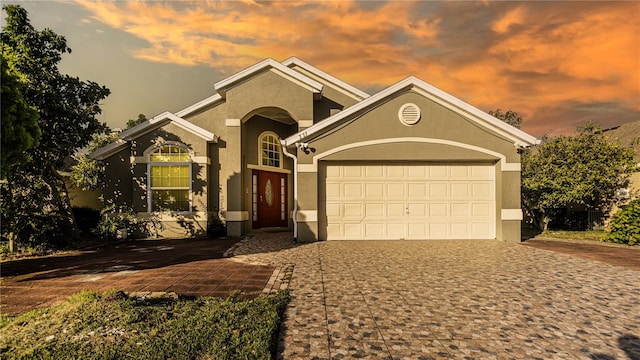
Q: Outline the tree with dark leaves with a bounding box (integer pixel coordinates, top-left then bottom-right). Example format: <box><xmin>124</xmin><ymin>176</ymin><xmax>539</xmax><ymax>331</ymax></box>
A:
<box><xmin>1</xmin><ymin>5</ymin><xmax>110</xmax><ymax>250</ymax></box>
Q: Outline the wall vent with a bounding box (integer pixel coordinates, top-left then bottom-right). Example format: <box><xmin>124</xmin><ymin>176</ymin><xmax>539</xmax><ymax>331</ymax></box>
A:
<box><xmin>398</xmin><ymin>103</ymin><xmax>421</xmax><ymax>125</ymax></box>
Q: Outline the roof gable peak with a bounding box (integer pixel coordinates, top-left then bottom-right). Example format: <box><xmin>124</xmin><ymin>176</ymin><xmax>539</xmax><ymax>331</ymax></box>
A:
<box><xmin>284</xmin><ymin>76</ymin><xmax>539</xmax><ymax>148</ymax></box>
<box><xmin>214</xmin><ymin>58</ymin><xmax>323</xmax><ymax>98</ymax></box>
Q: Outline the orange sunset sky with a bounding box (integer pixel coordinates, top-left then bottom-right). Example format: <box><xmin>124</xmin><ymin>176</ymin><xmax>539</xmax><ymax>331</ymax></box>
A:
<box><xmin>4</xmin><ymin>0</ymin><xmax>639</xmax><ymax>136</ymax></box>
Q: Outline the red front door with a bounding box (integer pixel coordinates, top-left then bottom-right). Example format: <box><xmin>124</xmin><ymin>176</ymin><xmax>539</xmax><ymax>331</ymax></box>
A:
<box><xmin>253</xmin><ymin>170</ymin><xmax>288</xmax><ymax>228</ymax></box>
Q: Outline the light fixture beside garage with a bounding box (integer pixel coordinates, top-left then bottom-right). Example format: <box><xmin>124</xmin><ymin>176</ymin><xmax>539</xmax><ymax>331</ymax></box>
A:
<box><xmin>398</xmin><ymin>103</ymin><xmax>421</xmax><ymax>126</ymax></box>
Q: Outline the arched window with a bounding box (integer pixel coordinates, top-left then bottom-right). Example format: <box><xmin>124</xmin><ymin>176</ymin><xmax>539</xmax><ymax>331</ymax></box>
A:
<box><xmin>259</xmin><ymin>132</ymin><xmax>281</xmax><ymax>168</ymax></box>
<box><xmin>148</xmin><ymin>145</ymin><xmax>191</xmax><ymax>211</ymax></box>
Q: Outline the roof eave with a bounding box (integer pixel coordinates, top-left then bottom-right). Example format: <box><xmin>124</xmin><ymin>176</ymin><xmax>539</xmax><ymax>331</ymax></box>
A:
<box><xmin>175</xmin><ymin>94</ymin><xmax>224</xmax><ymax>118</ymax></box>
<box><xmin>282</xmin><ymin>57</ymin><xmax>370</xmax><ymax>101</ymax></box>
<box><xmin>89</xmin><ymin>139</ymin><xmax>128</xmax><ymax>160</ymax></box>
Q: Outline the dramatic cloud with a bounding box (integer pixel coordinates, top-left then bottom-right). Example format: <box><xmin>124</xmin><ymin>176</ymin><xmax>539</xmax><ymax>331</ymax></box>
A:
<box><xmin>76</xmin><ymin>0</ymin><xmax>639</xmax><ymax>136</ymax></box>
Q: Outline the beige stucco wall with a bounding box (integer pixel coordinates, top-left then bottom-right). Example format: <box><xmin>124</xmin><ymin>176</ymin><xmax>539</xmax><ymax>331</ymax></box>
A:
<box><xmin>103</xmin><ymin>147</ymin><xmax>133</xmax><ymax>208</ymax></box>
<box><xmin>65</xmin><ymin>178</ymin><xmax>103</xmax><ymax>210</ymax></box>
<box><xmin>225</xmin><ymin>69</ymin><xmax>315</xmax><ymax>121</ymax></box>
<box><xmin>294</xmin><ymin>89</ymin><xmax>523</xmax><ymax>242</ymax></box>
<box><xmin>298</xmin><ymin>91</ymin><xmax>519</xmax><ymax>164</ymax></box>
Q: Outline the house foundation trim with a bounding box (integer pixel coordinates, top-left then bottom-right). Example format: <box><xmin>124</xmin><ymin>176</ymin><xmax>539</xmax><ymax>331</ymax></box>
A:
<box><xmin>298</xmin><ymin>164</ymin><xmax>317</xmax><ymax>173</ymax></box>
<box><xmin>501</xmin><ymin>209</ymin><xmax>523</xmax><ymax>221</ymax></box>
<box><xmin>501</xmin><ymin>163</ymin><xmax>521</xmax><ymax>172</ymax></box>
<box><xmin>224</xmin><ymin>211</ymin><xmax>249</xmax><ymax>221</ymax></box>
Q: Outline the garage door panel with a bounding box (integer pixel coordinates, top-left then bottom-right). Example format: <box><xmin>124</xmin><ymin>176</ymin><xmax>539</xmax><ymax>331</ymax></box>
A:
<box><xmin>450</xmin><ymin>203</ymin><xmax>469</xmax><ymax>217</ymax></box>
<box><xmin>408</xmin><ymin>166</ymin><xmax>426</xmax><ymax>178</ymax></box>
<box><xmin>365</xmin><ymin>183</ymin><xmax>384</xmax><ymax>197</ymax></box>
<box><xmin>343</xmin><ymin>183</ymin><xmax>363</xmax><ymax>198</ymax></box>
<box><xmin>386</xmin><ymin>223</ymin><xmax>406</xmax><ymax>238</ymax></box>
<box><xmin>324</xmin><ymin>164</ymin><xmax>496</xmax><ymax>240</ymax></box>
<box><xmin>429</xmin><ymin>166</ymin><xmax>448</xmax><ymax>178</ymax></box>
<box><xmin>450</xmin><ymin>166</ymin><xmax>470</xmax><ymax>178</ymax></box>
<box><xmin>408</xmin><ymin>183</ymin><xmax>427</xmax><ymax>198</ymax></box>
<box><xmin>326</xmin><ymin>166</ymin><xmax>341</xmax><ymax>178</ymax></box>
<box><xmin>408</xmin><ymin>223</ymin><xmax>427</xmax><ymax>238</ymax></box>
<box><xmin>472</xmin><ymin>223</ymin><xmax>492</xmax><ymax>237</ymax></box>
<box><xmin>472</xmin><ymin>183</ymin><xmax>492</xmax><ymax>198</ymax></box>
<box><xmin>428</xmin><ymin>183</ymin><xmax>449</xmax><ymax>198</ymax></box>
<box><xmin>429</xmin><ymin>203</ymin><xmax>448</xmax><ymax>217</ymax></box>
<box><xmin>344</xmin><ymin>223</ymin><xmax>363</xmax><ymax>237</ymax></box>
<box><xmin>343</xmin><ymin>203</ymin><xmax>363</xmax><ymax>217</ymax></box>
<box><xmin>343</xmin><ymin>166</ymin><xmax>363</xmax><ymax>178</ymax></box>
<box><xmin>472</xmin><ymin>166</ymin><xmax>493</xmax><ymax>178</ymax></box>
<box><xmin>472</xmin><ymin>203</ymin><xmax>491</xmax><ymax>217</ymax></box>
<box><xmin>429</xmin><ymin>223</ymin><xmax>448</xmax><ymax>238</ymax></box>
<box><xmin>385</xmin><ymin>202</ymin><xmax>404</xmax><ymax>217</ymax></box>
<box><xmin>326</xmin><ymin>183</ymin><xmax>341</xmax><ymax>198</ymax></box>
<box><xmin>365</xmin><ymin>165</ymin><xmax>384</xmax><ymax>178</ymax></box>
<box><xmin>327</xmin><ymin>223</ymin><xmax>341</xmax><ymax>239</ymax></box>
<box><xmin>326</xmin><ymin>203</ymin><xmax>341</xmax><ymax>217</ymax></box>
<box><xmin>450</xmin><ymin>183</ymin><xmax>469</xmax><ymax>198</ymax></box>
<box><xmin>387</xmin><ymin>166</ymin><xmax>405</xmax><ymax>178</ymax></box>
<box><xmin>407</xmin><ymin>203</ymin><xmax>427</xmax><ymax>217</ymax></box>
<box><xmin>387</xmin><ymin>183</ymin><xmax>405</xmax><ymax>198</ymax></box>
<box><xmin>450</xmin><ymin>223</ymin><xmax>469</xmax><ymax>237</ymax></box>
<box><xmin>365</xmin><ymin>203</ymin><xmax>384</xmax><ymax>217</ymax></box>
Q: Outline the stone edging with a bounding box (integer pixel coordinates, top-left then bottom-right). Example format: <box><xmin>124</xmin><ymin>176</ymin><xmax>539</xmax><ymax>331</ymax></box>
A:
<box><xmin>262</xmin><ymin>264</ymin><xmax>294</xmax><ymax>294</ymax></box>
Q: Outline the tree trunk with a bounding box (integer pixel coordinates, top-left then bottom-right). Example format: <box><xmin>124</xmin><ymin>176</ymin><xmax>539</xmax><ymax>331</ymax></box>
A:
<box><xmin>538</xmin><ymin>214</ymin><xmax>550</xmax><ymax>232</ymax></box>
<box><xmin>8</xmin><ymin>232</ymin><xmax>15</xmax><ymax>253</ymax></box>
<box><xmin>48</xmin><ymin>165</ymin><xmax>80</xmax><ymax>240</ymax></box>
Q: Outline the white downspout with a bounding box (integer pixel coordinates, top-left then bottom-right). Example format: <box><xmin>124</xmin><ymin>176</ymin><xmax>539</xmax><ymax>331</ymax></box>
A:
<box><xmin>281</xmin><ymin>141</ymin><xmax>298</xmax><ymax>241</ymax></box>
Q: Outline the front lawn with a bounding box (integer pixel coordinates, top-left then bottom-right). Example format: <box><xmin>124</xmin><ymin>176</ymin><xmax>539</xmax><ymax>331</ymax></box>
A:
<box><xmin>0</xmin><ymin>290</ymin><xmax>289</xmax><ymax>360</ymax></box>
<box><xmin>536</xmin><ymin>230</ymin><xmax>608</xmax><ymax>242</ymax></box>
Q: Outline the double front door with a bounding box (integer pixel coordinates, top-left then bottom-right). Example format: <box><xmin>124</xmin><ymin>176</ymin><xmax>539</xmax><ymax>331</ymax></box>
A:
<box><xmin>252</xmin><ymin>170</ymin><xmax>288</xmax><ymax>228</ymax></box>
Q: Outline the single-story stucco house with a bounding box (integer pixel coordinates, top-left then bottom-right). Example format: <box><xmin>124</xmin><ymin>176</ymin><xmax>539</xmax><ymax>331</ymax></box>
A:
<box><xmin>91</xmin><ymin>58</ymin><xmax>539</xmax><ymax>242</ymax></box>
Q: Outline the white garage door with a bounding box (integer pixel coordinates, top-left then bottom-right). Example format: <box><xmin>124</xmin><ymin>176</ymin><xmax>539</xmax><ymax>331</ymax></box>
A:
<box><xmin>324</xmin><ymin>164</ymin><xmax>496</xmax><ymax>240</ymax></box>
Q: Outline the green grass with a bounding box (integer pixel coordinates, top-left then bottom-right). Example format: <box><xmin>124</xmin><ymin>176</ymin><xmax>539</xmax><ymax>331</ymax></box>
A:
<box><xmin>0</xmin><ymin>290</ymin><xmax>289</xmax><ymax>360</ymax></box>
<box><xmin>537</xmin><ymin>230</ymin><xmax>608</xmax><ymax>242</ymax></box>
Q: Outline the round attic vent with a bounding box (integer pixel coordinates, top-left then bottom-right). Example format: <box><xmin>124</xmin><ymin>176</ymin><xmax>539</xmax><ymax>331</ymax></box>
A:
<box><xmin>398</xmin><ymin>103</ymin><xmax>421</xmax><ymax>125</ymax></box>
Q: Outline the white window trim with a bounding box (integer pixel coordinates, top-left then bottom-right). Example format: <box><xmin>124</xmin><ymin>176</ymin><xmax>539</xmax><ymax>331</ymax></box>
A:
<box><xmin>258</xmin><ymin>131</ymin><xmax>284</xmax><ymax>169</ymax></box>
<box><xmin>146</xmin><ymin>144</ymin><xmax>193</xmax><ymax>213</ymax></box>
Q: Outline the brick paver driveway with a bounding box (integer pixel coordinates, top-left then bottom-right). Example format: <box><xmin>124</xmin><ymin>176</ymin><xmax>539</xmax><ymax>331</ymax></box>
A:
<box><xmin>1</xmin><ymin>238</ymin><xmax>277</xmax><ymax>314</ymax></box>
<box><xmin>231</xmin><ymin>233</ymin><xmax>640</xmax><ymax>359</ymax></box>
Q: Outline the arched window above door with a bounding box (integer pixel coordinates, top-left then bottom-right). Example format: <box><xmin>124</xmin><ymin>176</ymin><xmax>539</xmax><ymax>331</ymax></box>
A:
<box><xmin>259</xmin><ymin>132</ymin><xmax>282</xmax><ymax>168</ymax></box>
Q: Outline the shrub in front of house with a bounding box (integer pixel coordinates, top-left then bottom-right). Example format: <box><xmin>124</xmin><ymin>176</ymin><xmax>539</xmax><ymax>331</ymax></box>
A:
<box><xmin>605</xmin><ymin>198</ymin><xmax>640</xmax><ymax>246</ymax></box>
<box><xmin>97</xmin><ymin>204</ymin><xmax>139</xmax><ymax>240</ymax></box>
<box><xmin>72</xmin><ymin>207</ymin><xmax>101</xmax><ymax>238</ymax></box>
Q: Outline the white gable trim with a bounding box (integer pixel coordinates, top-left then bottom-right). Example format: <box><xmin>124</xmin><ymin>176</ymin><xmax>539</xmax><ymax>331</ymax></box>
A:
<box><xmin>121</xmin><ymin>112</ymin><xmax>217</xmax><ymax>142</ymax></box>
<box><xmin>175</xmin><ymin>94</ymin><xmax>224</xmax><ymax>118</ymax></box>
<box><xmin>90</xmin><ymin>112</ymin><xmax>217</xmax><ymax>160</ymax></box>
<box><xmin>284</xmin><ymin>76</ymin><xmax>539</xmax><ymax>148</ymax></box>
<box><xmin>282</xmin><ymin>57</ymin><xmax>370</xmax><ymax>101</ymax></box>
<box><xmin>214</xmin><ymin>58</ymin><xmax>323</xmax><ymax>97</ymax></box>
<box><xmin>90</xmin><ymin>139</ymin><xmax>128</xmax><ymax>160</ymax></box>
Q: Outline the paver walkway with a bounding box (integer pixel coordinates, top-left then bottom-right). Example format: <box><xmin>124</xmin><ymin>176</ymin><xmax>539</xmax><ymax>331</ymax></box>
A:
<box><xmin>1</xmin><ymin>238</ymin><xmax>276</xmax><ymax>314</ymax></box>
<box><xmin>230</xmin><ymin>233</ymin><xmax>640</xmax><ymax>359</ymax></box>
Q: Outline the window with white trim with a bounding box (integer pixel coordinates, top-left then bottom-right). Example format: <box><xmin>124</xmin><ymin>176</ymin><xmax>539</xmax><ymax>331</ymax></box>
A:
<box><xmin>149</xmin><ymin>145</ymin><xmax>191</xmax><ymax>211</ymax></box>
<box><xmin>260</xmin><ymin>132</ymin><xmax>281</xmax><ymax>168</ymax></box>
